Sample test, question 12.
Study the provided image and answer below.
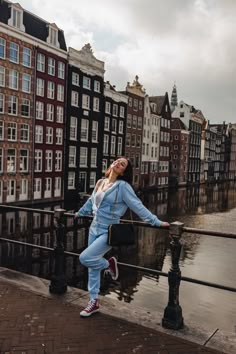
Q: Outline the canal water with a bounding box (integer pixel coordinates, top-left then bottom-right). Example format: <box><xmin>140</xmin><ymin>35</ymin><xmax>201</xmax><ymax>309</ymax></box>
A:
<box><xmin>0</xmin><ymin>182</ymin><xmax>235</xmax><ymax>332</ymax></box>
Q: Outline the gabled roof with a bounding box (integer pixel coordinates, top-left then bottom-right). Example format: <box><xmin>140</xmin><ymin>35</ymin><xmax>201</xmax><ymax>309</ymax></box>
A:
<box><xmin>171</xmin><ymin>117</ymin><xmax>187</xmax><ymax>130</ymax></box>
<box><xmin>0</xmin><ymin>0</ymin><xmax>67</xmax><ymax>51</ymax></box>
<box><xmin>149</xmin><ymin>95</ymin><xmax>166</xmax><ymax>115</ymax></box>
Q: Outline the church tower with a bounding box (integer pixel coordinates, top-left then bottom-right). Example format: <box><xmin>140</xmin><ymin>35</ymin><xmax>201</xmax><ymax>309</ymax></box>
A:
<box><xmin>171</xmin><ymin>83</ymin><xmax>178</xmax><ymax>112</ymax></box>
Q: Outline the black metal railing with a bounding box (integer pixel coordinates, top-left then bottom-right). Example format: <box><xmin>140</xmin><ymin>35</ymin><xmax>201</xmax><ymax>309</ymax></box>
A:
<box><xmin>0</xmin><ymin>204</ymin><xmax>236</xmax><ymax>331</ymax></box>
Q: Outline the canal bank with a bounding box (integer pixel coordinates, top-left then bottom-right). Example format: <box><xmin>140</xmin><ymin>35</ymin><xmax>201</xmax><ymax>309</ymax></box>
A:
<box><xmin>0</xmin><ymin>267</ymin><xmax>234</xmax><ymax>354</ymax></box>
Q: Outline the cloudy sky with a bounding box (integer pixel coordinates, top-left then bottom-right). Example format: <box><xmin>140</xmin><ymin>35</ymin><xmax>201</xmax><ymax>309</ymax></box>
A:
<box><xmin>20</xmin><ymin>0</ymin><xmax>236</xmax><ymax>124</ymax></box>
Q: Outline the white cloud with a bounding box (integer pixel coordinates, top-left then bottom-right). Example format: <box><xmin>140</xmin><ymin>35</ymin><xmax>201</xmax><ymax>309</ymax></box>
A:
<box><xmin>19</xmin><ymin>0</ymin><xmax>236</xmax><ymax>123</ymax></box>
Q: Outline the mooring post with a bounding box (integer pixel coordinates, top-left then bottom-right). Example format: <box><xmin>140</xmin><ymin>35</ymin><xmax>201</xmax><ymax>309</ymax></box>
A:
<box><xmin>162</xmin><ymin>221</ymin><xmax>184</xmax><ymax>329</ymax></box>
<box><xmin>49</xmin><ymin>208</ymin><xmax>67</xmax><ymax>294</ymax></box>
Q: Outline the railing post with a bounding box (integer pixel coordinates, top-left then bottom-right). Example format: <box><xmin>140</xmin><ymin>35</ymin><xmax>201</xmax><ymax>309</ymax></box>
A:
<box><xmin>49</xmin><ymin>208</ymin><xmax>67</xmax><ymax>294</ymax></box>
<box><xmin>162</xmin><ymin>221</ymin><xmax>184</xmax><ymax>329</ymax></box>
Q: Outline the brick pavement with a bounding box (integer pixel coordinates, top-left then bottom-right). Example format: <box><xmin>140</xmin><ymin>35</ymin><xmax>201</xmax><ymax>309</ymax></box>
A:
<box><xmin>0</xmin><ymin>283</ymin><xmax>226</xmax><ymax>354</ymax></box>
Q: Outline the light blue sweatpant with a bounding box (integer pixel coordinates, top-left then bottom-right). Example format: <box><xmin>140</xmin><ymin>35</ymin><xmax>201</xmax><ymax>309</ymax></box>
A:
<box><xmin>79</xmin><ymin>221</ymin><xmax>112</xmax><ymax>300</ymax></box>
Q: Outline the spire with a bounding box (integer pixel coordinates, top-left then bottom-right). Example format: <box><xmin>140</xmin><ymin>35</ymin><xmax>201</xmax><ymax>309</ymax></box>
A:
<box><xmin>171</xmin><ymin>82</ymin><xmax>178</xmax><ymax>112</ymax></box>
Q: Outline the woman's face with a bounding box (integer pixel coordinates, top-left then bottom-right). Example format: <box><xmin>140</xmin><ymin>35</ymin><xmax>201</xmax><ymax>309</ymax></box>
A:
<box><xmin>111</xmin><ymin>158</ymin><xmax>128</xmax><ymax>176</ymax></box>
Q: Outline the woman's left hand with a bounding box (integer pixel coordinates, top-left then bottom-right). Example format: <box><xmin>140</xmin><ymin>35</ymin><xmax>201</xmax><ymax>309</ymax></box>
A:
<box><xmin>161</xmin><ymin>221</ymin><xmax>170</xmax><ymax>227</ymax></box>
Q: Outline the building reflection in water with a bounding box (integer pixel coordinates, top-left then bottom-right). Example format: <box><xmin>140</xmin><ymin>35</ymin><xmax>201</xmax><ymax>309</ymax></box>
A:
<box><xmin>0</xmin><ymin>182</ymin><xmax>236</xmax><ymax>304</ymax></box>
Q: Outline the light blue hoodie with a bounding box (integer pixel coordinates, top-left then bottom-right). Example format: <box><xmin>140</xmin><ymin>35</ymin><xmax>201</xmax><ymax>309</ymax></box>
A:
<box><xmin>76</xmin><ymin>180</ymin><xmax>162</xmax><ymax>227</ymax></box>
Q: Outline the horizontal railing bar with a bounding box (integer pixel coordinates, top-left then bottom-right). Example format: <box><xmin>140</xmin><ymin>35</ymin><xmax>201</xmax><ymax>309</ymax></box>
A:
<box><xmin>183</xmin><ymin>227</ymin><xmax>236</xmax><ymax>239</ymax></box>
<box><xmin>181</xmin><ymin>275</ymin><xmax>236</xmax><ymax>292</ymax></box>
<box><xmin>0</xmin><ymin>204</ymin><xmax>55</xmax><ymax>215</ymax></box>
<box><xmin>0</xmin><ymin>237</ymin><xmax>53</xmax><ymax>251</ymax></box>
<box><xmin>0</xmin><ymin>237</ymin><xmax>235</xmax><ymax>292</ymax></box>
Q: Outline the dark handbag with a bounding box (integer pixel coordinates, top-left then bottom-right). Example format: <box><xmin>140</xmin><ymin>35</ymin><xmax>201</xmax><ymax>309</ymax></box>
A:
<box><xmin>108</xmin><ymin>223</ymin><xmax>135</xmax><ymax>246</ymax></box>
<box><xmin>107</xmin><ymin>184</ymin><xmax>135</xmax><ymax>246</ymax></box>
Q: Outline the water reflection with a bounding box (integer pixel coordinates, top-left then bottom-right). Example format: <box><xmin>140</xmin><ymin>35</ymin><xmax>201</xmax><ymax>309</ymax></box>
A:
<box><xmin>0</xmin><ymin>182</ymin><xmax>236</xmax><ymax>331</ymax></box>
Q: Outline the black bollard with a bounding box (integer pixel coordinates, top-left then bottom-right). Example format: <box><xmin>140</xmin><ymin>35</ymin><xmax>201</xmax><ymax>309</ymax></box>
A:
<box><xmin>49</xmin><ymin>208</ymin><xmax>67</xmax><ymax>294</ymax></box>
<box><xmin>162</xmin><ymin>221</ymin><xmax>184</xmax><ymax>329</ymax></box>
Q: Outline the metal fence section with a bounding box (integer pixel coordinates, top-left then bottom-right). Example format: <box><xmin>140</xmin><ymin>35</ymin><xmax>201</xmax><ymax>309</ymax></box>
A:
<box><xmin>0</xmin><ymin>204</ymin><xmax>236</xmax><ymax>330</ymax></box>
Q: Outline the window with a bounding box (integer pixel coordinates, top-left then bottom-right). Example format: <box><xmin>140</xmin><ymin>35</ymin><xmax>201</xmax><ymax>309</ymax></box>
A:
<box><xmin>58</xmin><ymin>62</ymin><xmax>65</xmax><ymax>79</ymax></box>
<box><xmin>104</xmin><ymin>117</ymin><xmax>110</xmax><ymax>131</ymax></box>
<box><xmin>20</xmin><ymin>124</ymin><xmax>29</xmax><ymax>142</ymax></box>
<box><xmin>0</xmin><ymin>148</ymin><xmax>3</xmax><ymax>172</ymax></box>
<box><xmin>102</xmin><ymin>159</ymin><xmax>107</xmax><ymax>173</ymax></box>
<box><xmin>72</xmin><ymin>72</ymin><xmax>79</xmax><ymax>86</ymax></box>
<box><xmin>139</xmin><ymin>100</ymin><xmax>143</xmax><ymax>110</ymax></box>
<box><xmin>80</xmin><ymin>147</ymin><xmax>88</xmax><ymax>167</ymax></box>
<box><xmin>0</xmin><ymin>66</ymin><xmax>5</xmax><ymax>87</ymax></box>
<box><xmin>20</xmin><ymin>150</ymin><xmax>29</xmax><ymax>172</ymax></box>
<box><xmin>133</xmin><ymin>99</ymin><xmax>138</xmax><ymax>110</ymax></box>
<box><xmin>20</xmin><ymin>179</ymin><xmax>28</xmax><ymax>200</ymax></box>
<box><xmin>126</xmin><ymin>133</ymin><xmax>130</xmax><ymax>147</ymax></box>
<box><xmin>82</xmin><ymin>94</ymin><xmax>90</xmax><ymax>109</ymax></box>
<box><xmin>0</xmin><ymin>38</ymin><xmax>6</xmax><ymax>59</ymax></box>
<box><xmin>69</xmin><ymin>146</ymin><xmax>76</xmax><ymax>167</ymax></box>
<box><xmin>10</xmin><ymin>7</ymin><xmax>24</xmax><ymax>30</ymax></box>
<box><xmin>9</xmin><ymin>69</ymin><xmax>18</xmax><ymax>90</ymax></box>
<box><xmin>71</xmin><ymin>91</ymin><xmax>79</xmax><ymax>106</ymax></box>
<box><xmin>35</xmin><ymin>125</ymin><xmax>43</xmax><ymax>143</ymax></box>
<box><xmin>36</xmin><ymin>78</ymin><xmax>44</xmax><ymax>96</ymax></box>
<box><xmin>70</xmin><ymin>116</ymin><xmax>77</xmax><ymax>140</ymax></box>
<box><xmin>7</xmin><ymin>180</ymin><xmax>16</xmax><ymax>202</ymax></box>
<box><xmin>48</xmin><ymin>26</ymin><xmax>58</xmax><ymax>46</ymax></box>
<box><xmin>44</xmin><ymin>177</ymin><xmax>52</xmax><ymax>198</ymax></box>
<box><xmin>94</xmin><ymin>80</ymin><xmax>100</xmax><ymax>92</ymax></box>
<box><xmin>56</xmin><ymin>128</ymin><xmax>63</xmax><ymax>144</ymax></box>
<box><xmin>36</xmin><ymin>101</ymin><xmax>44</xmax><ymax>120</ymax></box>
<box><xmin>34</xmin><ymin>178</ymin><xmax>42</xmax><ymax>199</ymax></box>
<box><xmin>132</xmin><ymin>115</ymin><xmax>137</xmax><ymax>128</ymax></box>
<box><xmin>92</xmin><ymin>121</ymin><xmax>98</xmax><ymax>142</ymax></box>
<box><xmin>48</xmin><ymin>57</ymin><xmax>55</xmax><ymax>75</ymax></box>
<box><xmin>0</xmin><ymin>94</ymin><xmax>5</xmax><ymax>114</ymax></box>
<box><xmin>81</xmin><ymin>119</ymin><xmax>89</xmax><ymax>141</ymax></box>
<box><xmin>127</xmin><ymin>114</ymin><xmax>131</xmax><ymax>128</ymax></box>
<box><xmin>68</xmin><ymin>172</ymin><xmax>75</xmax><ymax>190</ymax></box>
<box><xmin>57</xmin><ymin>84</ymin><xmax>64</xmax><ymax>101</ymax></box>
<box><xmin>91</xmin><ymin>148</ymin><xmax>97</xmax><ymax>167</ymax></box>
<box><xmin>21</xmin><ymin>99</ymin><xmax>30</xmax><ymax>117</ymax></box>
<box><xmin>137</xmin><ymin>135</ymin><xmax>141</xmax><ymax>148</ymax></box>
<box><xmin>45</xmin><ymin>150</ymin><xmax>53</xmax><ymax>171</ymax></box>
<box><xmin>90</xmin><ymin>172</ymin><xmax>96</xmax><ymax>188</ymax></box>
<box><xmin>47</xmin><ymin>81</ymin><xmax>55</xmax><ymax>99</ymax></box>
<box><xmin>128</xmin><ymin>97</ymin><xmax>132</xmax><ymax>107</ymax></box>
<box><xmin>54</xmin><ymin>177</ymin><xmax>61</xmax><ymax>197</ymax></box>
<box><xmin>83</xmin><ymin>76</ymin><xmax>91</xmax><ymax>89</ymax></box>
<box><xmin>55</xmin><ymin>151</ymin><xmax>62</xmax><ymax>171</ymax></box>
<box><xmin>22</xmin><ymin>47</ymin><xmax>31</xmax><ymax>67</ymax></box>
<box><xmin>117</xmin><ymin>137</ymin><xmax>122</xmax><ymax>155</ymax></box>
<box><xmin>46</xmin><ymin>127</ymin><xmax>53</xmax><ymax>144</ymax></box>
<box><xmin>138</xmin><ymin>117</ymin><xmax>142</xmax><ymax>129</ymax></box>
<box><xmin>0</xmin><ymin>121</ymin><xmax>3</xmax><ymax>140</ymax></box>
<box><xmin>131</xmin><ymin>134</ymin><xmax>136</xmax><ymax>147</ymax></box>
<box><xmin>112</xmin><ymin>119</ymin><xmax>117</xmax><ymax>133</ymax></box>
<box><xmin>34</xmin><ymin>150</ymin><xmax>43</xmax><ymax>172</ymax></box>
<box><xmin>9</xmin><ymin>42</ymin><xmax>19</xmax><ymax>63</ymax></box>
<box><xmin>46</xmin><ymin>104</ymin><xmax>54</xmax><ymax>121</ymax></box>
<box><xmin>7</xmin><ymin>149</ymin><xmax>16</xmax><ymax>172</ymax></box>
<box><xmin>21</xmin><ymin>73</ymin><xmax>31</xmax><ymax>93</ymax></box>
<box><xmin>37</xmin><ymin>53</ymin><xmax>45</xmax><ymax>72</ymax></box>
<box><xmin>105</xmin><ymin>101</ymin><xmax>111</xmax><ymax>114</ymax></box>
<box><xmin>119</xmin><ymin>121</ymin><xmax>124</xmax><ymax>134</ymax></box>
<box><xmin>120</xmin><ymin>106</ymin><xmax>125</xmax><ymax>118</ymax></box>
<box><xmin>8</xmin><ymin>96</ymin><xmax>18</xmax><ymax>115</ymax></box>
<box><xmin>103</xmin><ymin>135</ymin><xmax>109</xmax><ymax>154</ymax></box>
<box><xmin>113</xmin><ymin>104</ymin><xmax>118</xmax><ymax>116</ymax></box>
<box><xmin>111</xmin><ymin>136</ymin><xmax>116</xmax><ymax>155</ymax></box>
<box><xmin>56</xmin><ymin>106</ymin><xmax>63</xmax><ymax>123</ymax></box>
<box><xmin>93</xmin><ymin>97</ymin><xmax>99</xmax><ymax>111</ymax></box>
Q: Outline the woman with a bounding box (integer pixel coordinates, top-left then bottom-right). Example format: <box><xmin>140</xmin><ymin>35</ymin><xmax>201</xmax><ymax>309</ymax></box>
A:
<box><xmin>75</xmin><ymin>157</ymin><xmax>169</xmax><ymax>317</ymax></box>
